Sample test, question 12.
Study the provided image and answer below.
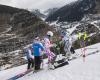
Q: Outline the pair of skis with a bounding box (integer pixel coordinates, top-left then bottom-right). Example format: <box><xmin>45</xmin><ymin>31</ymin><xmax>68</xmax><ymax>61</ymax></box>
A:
<box><xmin>54</xmin><ymin>60</ymin><xmax>69</xmax><ymax>69</ymax></box>
<box><xmin>48</xmin><ymin>58</ymin><xmax>69</xmax><ymax>70</ymax></box>
<box><xmin>8</xmin><ymin>68</ymin><xmax>33</xmax><ymax>80</ymax></box>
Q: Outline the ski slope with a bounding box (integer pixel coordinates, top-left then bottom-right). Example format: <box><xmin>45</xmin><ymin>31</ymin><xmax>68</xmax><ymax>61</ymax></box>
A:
<box><xmin>0</xmin><ymin>43</ymin><xmax>100</xmax><ymax>80</ymax></box>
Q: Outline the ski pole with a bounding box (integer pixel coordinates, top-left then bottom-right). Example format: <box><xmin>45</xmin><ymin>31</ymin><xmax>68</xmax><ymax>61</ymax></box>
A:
<box><xmin>80</xmin><ymin>40</ymin><xmax>86</xmax><ymax>62</ymax></box>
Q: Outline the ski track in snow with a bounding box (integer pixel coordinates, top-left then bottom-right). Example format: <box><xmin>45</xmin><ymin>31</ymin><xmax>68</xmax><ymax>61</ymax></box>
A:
<box><xmin>0</xmin><ymin>43</ymin><xmax>100</xmax><ymax>80</ymax></box>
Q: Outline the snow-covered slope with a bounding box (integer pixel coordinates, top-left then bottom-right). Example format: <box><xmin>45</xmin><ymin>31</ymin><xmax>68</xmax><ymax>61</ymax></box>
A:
<box><xmin>0</xmin><ymin>43</ymin><xmax>100</xmax><ymax>80</ymax></box>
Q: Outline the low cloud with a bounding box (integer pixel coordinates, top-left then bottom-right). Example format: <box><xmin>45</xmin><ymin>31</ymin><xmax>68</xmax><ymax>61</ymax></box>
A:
<box><xmin>0</xmin><ymin>0</ymin><xmax>77</xmax><ymax>11</ymax></box>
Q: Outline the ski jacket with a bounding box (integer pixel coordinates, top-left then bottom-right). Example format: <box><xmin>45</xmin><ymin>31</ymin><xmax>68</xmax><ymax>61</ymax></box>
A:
<box><xmin>62</xmin><ymin>35</ymin><xmax>72</xmax><ymax>52</ymax></box>
<box><xmin>25</xmin><ymin>48</ymin><xmax>34</xmax><ymax>59</ymax></box>
<box><xmin>44</xmin><ymin>37</ymin><xmax>53</xmax><ymax>49</ymax></box>
<box><xmin>43</xmin><ymin>36</ymin><xmax>55</xmax><ymax>61</ymax></box>
<box><xmin>32</xmin><ymin>42</ymin><xmax>44</xmax><ymax>56</ymax></box>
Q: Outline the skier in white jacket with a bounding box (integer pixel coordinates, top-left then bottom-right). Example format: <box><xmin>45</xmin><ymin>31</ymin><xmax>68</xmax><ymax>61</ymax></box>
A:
<box><xmin>61</xmin><ymin>31</ymin><xmax>73</xmax><ymax>59</ymax></box>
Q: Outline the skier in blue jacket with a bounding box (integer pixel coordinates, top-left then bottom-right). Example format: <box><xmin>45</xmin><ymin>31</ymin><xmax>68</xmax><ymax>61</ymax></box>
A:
<box><xmin>32</xmin><ymin>36</ymin><xmax>44</xmax><ymax>70</ymax></box>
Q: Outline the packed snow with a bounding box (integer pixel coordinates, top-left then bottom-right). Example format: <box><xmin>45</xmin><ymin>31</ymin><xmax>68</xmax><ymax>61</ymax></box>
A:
<box><xmin>0</xmin><ymin>43</ymin><xmax>100</xmax><ymax>80</ymax></box>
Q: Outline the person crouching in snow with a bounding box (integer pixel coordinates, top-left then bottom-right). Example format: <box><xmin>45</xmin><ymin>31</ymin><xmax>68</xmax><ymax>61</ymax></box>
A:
<box><xmin>24</xmin><ymin>46</ymin><xmax>34</xmax><ymax>70</ymax></box>
<box><xmin>44</xmin><ymin>31</ymin><xmax>56</xmax><ymax>68</ymax></box>
<box><xmin>32</xmin><ymin>36</ymin><xmax>44</xmax><ymax>71</ymax></box>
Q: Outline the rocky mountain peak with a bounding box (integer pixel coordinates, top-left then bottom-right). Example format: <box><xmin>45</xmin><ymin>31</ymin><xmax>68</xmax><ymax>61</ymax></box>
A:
<box><xmin>45</xmin><ymin>0</ymin><xmax>96</xmax><ymax>22</ymax></box>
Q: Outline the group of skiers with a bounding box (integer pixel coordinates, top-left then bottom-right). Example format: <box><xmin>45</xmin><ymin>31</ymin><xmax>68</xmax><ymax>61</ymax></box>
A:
<box><xmin>24</xmin><ymin>31</ymin><xmax>76</xmax><ymax>71</ymax></box>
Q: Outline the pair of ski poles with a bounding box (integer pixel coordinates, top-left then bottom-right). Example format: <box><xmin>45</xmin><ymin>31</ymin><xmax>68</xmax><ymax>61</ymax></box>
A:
<box><xmin>80</xmin><ymin>40</ymin><xmax>86</xmax><ymax>62</ymax></box>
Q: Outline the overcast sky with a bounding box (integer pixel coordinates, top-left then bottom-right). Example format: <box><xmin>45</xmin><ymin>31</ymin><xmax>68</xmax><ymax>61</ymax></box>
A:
<box><xmin>0</xmin><ymin>0</ymin><xmax>77</xmax><ymax>11</ymax></box>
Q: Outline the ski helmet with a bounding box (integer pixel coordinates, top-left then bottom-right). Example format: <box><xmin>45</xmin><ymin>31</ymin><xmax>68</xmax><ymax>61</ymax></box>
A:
<box><xmin>47</xmin><ymin>31</ymin><xmax>53</xmax><ymax>37</ymax></box>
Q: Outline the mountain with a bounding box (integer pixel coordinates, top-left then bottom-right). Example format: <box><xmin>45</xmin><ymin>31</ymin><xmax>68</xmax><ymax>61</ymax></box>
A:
<box><xmin>44</xmin><ymin>8</ymin><xmax>58</xmax><ymax>17</ymax></box>
<box><xmin>0</xmin><ymin>4</ymin><xmax>25</xmax><ymax>25</ymax></box>
<box><xmin>45</xmin><ymin>0</ymin><xmax>96</xmax><ymax>22</ymax></box>
<box><xmin>45</xmin><ymin>0</ymin><xmax>100</xmax><ymax>49</ymax></box>
<box><xmin>95</xmin><ymin>0</ymin><xmax>100</xmax><ymax>13</ymax></box>
<box><xmin>0</xmin><ymin>4</ymin><xmax>53</xmax><ymax>53</ymax></box>
<box><xmin>31</xmin><ymin>9</ymin><xmax>46</xmax><ymax>18</ymax></box>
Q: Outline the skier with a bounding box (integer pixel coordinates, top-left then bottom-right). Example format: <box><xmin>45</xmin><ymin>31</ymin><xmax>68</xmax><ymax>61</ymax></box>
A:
<box><xmin>78</xmin><ymin>32</ymin><xmax>88</xmax><ymax>58</ymax></box>
<box><xmin>78</xmin><ymin>32</ymin><xmax>88</xmax><ymax>48</ymax></box>
<box><xmin>60</xmin><ymin>31</ymin><xmax>73</xmax><ymax>59</ymax></box>
<box><xmin>24</xmin><ymin>46</ymin><xmax>34</xmax><ymax>70</ymax></box>
<box><xmin>32</xmin><ymin>36</ymin><xmax>44</xmax><ymax>71</ymax></box>
<box><xmin>58</xmin><ymin>35</ymin><xmax>66</xmax><ymax>56</ymax></box>
<box><xmin>43</xmin><ymin>31</ymin><xmax>56</xmax><ymax>69</ymax></box>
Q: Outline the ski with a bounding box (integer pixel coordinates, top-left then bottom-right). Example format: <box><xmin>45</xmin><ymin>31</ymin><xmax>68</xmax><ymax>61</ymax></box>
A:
<box><xmin>48</xmin><ymin>58</ymin><xmax>69</xmax><ymax>70</ymax></box>
<box><xmin>54</xmin><ymin>61</ymin><xmax>69</xmax><ymax>69</ymax></box>
<box><xmin>8</xmin><ymin>68</ymin><xmax>33</xmax><ymax>80</ymax></box>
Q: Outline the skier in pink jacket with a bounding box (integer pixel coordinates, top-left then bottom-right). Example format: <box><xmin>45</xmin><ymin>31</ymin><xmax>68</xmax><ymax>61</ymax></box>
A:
<box><xmin>44</xmin><ymin>31</ymin><xmax>56</xmax><ymax>68</ymax></box>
